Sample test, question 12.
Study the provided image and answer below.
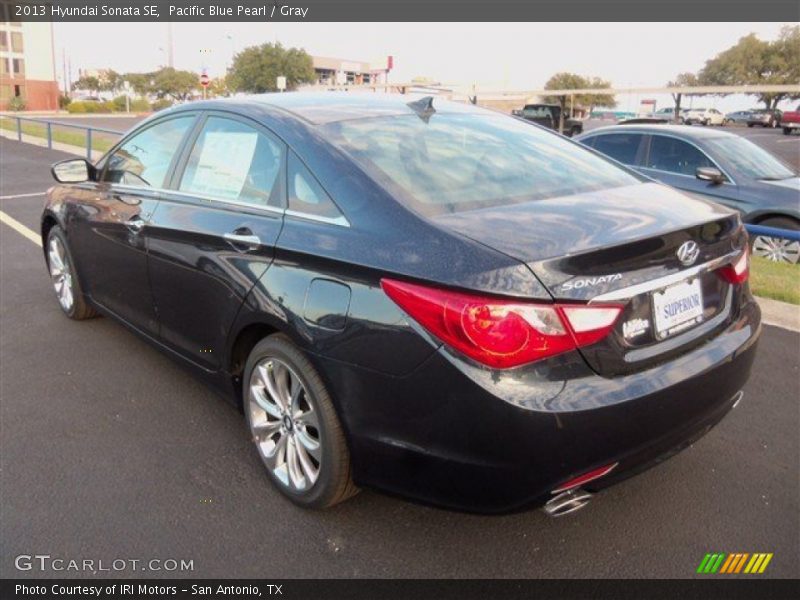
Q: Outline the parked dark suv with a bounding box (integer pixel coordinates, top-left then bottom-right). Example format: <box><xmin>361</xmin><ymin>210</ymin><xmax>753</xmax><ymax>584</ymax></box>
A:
<box><xmin>513</xmin><ymin>103</ymin><xmax>584</xmax><ymax>136</ymax></box>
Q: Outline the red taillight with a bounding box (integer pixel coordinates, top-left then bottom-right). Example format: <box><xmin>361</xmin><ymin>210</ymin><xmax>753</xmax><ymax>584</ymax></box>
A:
<box><xmin>717</xmin><ymin>248</ymin><xmax>749</xmax><ymax>285</ymax></box>
<box><xmin>552</xmin><ymin>462</ymin><xmax>618</xmax><ymax>494</ymax></box>
<box><xmin>381</xmin><ymin>279</ymin><xmax>622</xmax><ymax>369</ymax></box>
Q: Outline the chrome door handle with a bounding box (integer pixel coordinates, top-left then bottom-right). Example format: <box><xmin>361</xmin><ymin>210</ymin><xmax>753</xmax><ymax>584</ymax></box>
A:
<box><xmin>223</xmin><ymin>232</ymin><xmax>261</xmax><ymax>247</ymax></box>
<box><xmin>126</xmin><ymin>216</ymin><xmax>145</xmax><ymax>233</ymax></box>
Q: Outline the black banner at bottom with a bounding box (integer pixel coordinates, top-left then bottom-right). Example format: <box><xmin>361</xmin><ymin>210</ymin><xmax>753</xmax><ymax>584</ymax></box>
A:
<box><xmin>2</xmin><ymin>579</ymin><xmax>799</xmax><ymax>600</ymax></box>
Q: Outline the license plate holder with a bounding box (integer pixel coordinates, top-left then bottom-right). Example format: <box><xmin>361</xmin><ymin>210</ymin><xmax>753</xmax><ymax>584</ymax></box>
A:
<box><xmin>652</xmin><ymin>278</ymin><xmax>704</xmax><ymax>339</ymax></box>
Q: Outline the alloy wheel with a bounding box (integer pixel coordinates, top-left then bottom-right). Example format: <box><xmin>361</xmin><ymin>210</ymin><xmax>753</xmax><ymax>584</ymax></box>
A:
<box><xmin>48</xmin><ymin>237</ymin><xmax>74</xmax><ymax>311</ymax></box>
<box><xmin>248</xmin><ymin>357</ymin><xmax>321</xmax><ymax>492</ymax></box>
<box><xmin>752</xmin><ymin>235</ymin><xmax>800</xmax><ymax>264</ymax></box>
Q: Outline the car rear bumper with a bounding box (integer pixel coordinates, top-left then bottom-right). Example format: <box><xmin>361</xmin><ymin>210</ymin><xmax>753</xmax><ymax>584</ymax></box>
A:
<box><xmin>314</xmin><ymin>296</ymin><xmax>761</xmax><ymax>513</ymax></box>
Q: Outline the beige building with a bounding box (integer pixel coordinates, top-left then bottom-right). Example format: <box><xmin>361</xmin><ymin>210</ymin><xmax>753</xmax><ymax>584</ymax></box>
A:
<box><xmin>0</xmin><ymin>2</ymin><xmax>58</xmax><ymax>110</ymax></box>
<box><xmin>312</xmin><ymin>56</ymin><xmax>390</xmax><ymax>86</ymax></box>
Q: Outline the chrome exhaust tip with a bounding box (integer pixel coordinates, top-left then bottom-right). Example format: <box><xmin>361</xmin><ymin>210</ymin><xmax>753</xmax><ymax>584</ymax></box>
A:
<box><xmin>543</xmin><ymin>488</ymin><xmax>593</xmax><ymax>517</ymax></box>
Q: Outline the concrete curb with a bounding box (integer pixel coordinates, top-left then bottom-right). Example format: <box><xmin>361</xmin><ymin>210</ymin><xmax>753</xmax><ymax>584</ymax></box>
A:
<box><xmin>757</xmin><ymin>296</ymin><xmax>800</xmax><ymax>332</ymax></box>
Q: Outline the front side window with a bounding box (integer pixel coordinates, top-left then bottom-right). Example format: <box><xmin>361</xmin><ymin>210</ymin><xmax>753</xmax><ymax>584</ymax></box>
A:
<box><xmin>323</xmin><ymin>113</ymin><xmax>642</xmax><ymax>216</ymax></box>
<box><xmin>646</xmin><ymin>136</ymin><xmax>713</xmax><ymax>176</ymax></box>
<box><xmin>179</xmin><ymin>117</ymin><xmax>284</xmax><ymax>207</ymax></box>
<box><xmin>103</xmin><ymin>116</ymin><xmax>195</xmax><ymax>188</ymax></box>
<box><xmin>287</xmin><ymin>152</ymin><xmax>343</xmax><ymax>220</ymax></box>
<box><xmin>591</xmin><ymin>133</ymin><xmax>645</xmax><ymax>166</ymax></box>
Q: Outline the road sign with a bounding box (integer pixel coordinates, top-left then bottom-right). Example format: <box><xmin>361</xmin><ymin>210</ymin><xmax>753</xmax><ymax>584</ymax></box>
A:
<box><xmin>200</xmin><ymin>73</ymin><xmax>210</xmax><ymax>88</ymax></box>
<box><xmin>276</xmin><ymin>76</ymin><xmax>287</xmax><ymax>91</ymax></box>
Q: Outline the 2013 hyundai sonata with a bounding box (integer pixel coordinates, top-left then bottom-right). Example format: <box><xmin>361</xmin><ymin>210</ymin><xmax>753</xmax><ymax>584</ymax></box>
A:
<box><xmin>42</xmin><ymin>93</ymin><xmax>760</xmax><ymax>514</ymax></box>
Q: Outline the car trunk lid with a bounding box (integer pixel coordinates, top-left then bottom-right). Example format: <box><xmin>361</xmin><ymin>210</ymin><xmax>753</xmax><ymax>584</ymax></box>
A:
<box><xmin>433</xmin><ymin>182</ymin><xmax>748</xmax><ymax>376</ymax></box>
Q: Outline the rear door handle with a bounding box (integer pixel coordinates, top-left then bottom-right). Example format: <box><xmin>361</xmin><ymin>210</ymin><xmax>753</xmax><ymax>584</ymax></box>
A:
<box><xmin>223</xmin><ymin>231</ymin><xmax>261</xmax><ymax>249</ymax></box>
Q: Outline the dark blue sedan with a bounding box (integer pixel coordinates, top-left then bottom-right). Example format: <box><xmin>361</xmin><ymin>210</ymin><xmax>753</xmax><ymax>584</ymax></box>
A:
<box><xmin>577</xmin><ymin>125</ymin><xmax>800</xmax><ymax>263</ymax></box>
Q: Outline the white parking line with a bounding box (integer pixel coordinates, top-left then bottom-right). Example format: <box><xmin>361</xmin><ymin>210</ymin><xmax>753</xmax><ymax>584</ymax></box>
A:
<box><xmin>0</xmin><ymin>191</ymin><xmax>46</xmax><ymax>200</ymax></box>
<box><xmin>0</xmin><ymin>210</ymin><xmax>42</xmax><ymax>247</ymax></box>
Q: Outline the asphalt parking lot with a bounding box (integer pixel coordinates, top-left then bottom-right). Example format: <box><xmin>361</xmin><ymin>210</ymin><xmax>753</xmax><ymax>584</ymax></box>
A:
<box><xmin>0</xmin><ymin>137</ymin><xmax>798</xmax><ymax>579</ymax></box>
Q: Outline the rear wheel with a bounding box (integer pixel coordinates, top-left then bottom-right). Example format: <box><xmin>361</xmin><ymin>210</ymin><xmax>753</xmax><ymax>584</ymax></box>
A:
<box><xmin>243</xmin><ymin>334</ymin><xmax>358</xmax><ymax>508</ymax></box>
<box><xmin>46</xmin><ymin>226</ymin><xmax>97</xmax><ymax>320</ymax></box>
<box><xmin>783</xmin><ymin>127</ymin><xmax>792</xmax><ymax>135</ymax></box>
<box><xmin>751</xmin><ymin>217</ymin><xmax>800</xmax><ymax>264</ymax></box>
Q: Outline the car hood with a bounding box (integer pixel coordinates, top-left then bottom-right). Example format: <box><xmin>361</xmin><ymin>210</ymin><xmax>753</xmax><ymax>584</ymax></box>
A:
<box><xmin>761</xmin><ymin>177</ymin><xmax>800</xmax><ymax>191</ymax></box>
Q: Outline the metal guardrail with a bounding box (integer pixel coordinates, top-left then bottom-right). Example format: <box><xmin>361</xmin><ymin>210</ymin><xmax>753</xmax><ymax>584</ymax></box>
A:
<box><xmin>0</xmin><ymin>115</ymin><xmax>123</xmax><ymax>159</ymax></box>
<box><xmin>745</xmin><ymin>224</ymin><xmax>800</xmax><ymax>243</ymax></box>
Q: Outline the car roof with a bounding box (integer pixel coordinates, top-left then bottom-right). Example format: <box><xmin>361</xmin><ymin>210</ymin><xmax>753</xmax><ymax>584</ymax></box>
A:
<box><xmin>578</xmin><ymin>124</ymin><xmax>737</xmax><ymax>140</ymax></box>
<box><xmin>170</xmin><ymin>92</ymin><xmax>492</xmax><ymax>125</ymax></box>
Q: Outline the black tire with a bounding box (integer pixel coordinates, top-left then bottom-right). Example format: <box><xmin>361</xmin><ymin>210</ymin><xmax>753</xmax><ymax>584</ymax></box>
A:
<box><xmin>783</xmin><ymin>127</ymin><xmax>792</xmax><ymax>135</ymax></box>
<box><xmin>45</xmin><ymin>226</ymin><xmax>98</xmax><ymax>320</ymax></box>
<box><xmin>243</xmin><ymin>334</ymin><xmax>358</xmax><ymax>508</ymax></box>
<box><xmin>568</xmin><ymin>126</ymin><xmax>581</xmax><ymax>138</ymax></box>
<box><xmin>747</xmin><ymin>123</ymin><xmax>754</xmax><ymax>128</ymax></box>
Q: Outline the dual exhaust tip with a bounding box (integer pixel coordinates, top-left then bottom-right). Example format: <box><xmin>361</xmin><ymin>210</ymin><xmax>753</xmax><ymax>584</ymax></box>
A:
<box><xmin>542</xmin><ymin>388</ymin><xmax>746</xmax><ymax>518</ymax></box>
<box><xmin>543</xmin><ymin>488</ymin><xmax>593</xmax><ymax>517</ymax></box>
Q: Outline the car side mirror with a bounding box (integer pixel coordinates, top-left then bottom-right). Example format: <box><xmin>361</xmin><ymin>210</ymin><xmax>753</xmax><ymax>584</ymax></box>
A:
<box><xmin>696</xmin><ymin>167</ymin><xmax>725</xmax><ymax>185</ymax></box>
<box><xmin>51</xmin><ymin>158</ymin><xmax>94</xmax><ymax>183</ymax></box>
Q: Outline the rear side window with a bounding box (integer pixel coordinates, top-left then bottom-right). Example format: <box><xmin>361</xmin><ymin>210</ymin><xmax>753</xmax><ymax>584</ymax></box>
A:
<box><xmin>590</xmin><ymin>133</ymin><xmax>645</xmax><ymax>166</ymax></box>
<box><xmin>287</xmin><ymin>152</ymin><xmax>343</xmax><ymax>220</ymax></box>
<box><xmin>179</xmin><ymin>116</ymin><xmax>284</xmax><ymax>207</ymax></box>
<box><xmin>103</xmin><ymin>116</ymin><xmax>195</xmax><ymax>188</ymax></box>
<box><xmin>323</xmin><ymin>113</ymin><xmax>642</xmax><ymax>216</ymax></box>
<box><xmin>646</xmin><ymin>136</ymin><xmax>713</xmax><ymax>176</ymax></box>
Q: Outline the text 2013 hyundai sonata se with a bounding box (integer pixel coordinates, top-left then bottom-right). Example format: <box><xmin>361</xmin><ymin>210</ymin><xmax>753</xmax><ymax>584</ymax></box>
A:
<box><xmin>42</xmin><ymin>93</ymin><xmax>760</xmax><ymax>514</ymax></box>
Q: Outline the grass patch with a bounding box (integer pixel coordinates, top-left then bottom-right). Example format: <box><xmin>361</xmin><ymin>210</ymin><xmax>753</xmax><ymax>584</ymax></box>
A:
<box><xmin>750</xmin><ymin>256</ymin><xmax>800</xmax><ymax>305</ymax></box>
<box><xmin>0</xmin><ymin>117</ymin><xmax>115</xmax><ymax>152</ymax></box>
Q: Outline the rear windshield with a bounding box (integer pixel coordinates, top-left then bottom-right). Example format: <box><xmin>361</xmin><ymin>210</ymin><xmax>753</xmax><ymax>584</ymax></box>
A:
<box><xmin>322</xmin><ymin>113</ymin><xmax>642</xmax><ymax>215</ymax></box>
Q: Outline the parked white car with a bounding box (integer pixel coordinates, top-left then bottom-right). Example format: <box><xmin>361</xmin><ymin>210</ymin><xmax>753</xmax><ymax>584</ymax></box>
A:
<box><xmin>684</xmin><ymin>108</ymin><xmax>726</xmax><ymax>126</ymax></box>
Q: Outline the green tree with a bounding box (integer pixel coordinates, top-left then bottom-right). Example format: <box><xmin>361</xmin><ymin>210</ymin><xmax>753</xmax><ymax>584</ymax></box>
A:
<box><xmin>151</xmin><ymin>67</ymin><xmax>199</xmax><ymax>102</ymax></box>
<box><xmin>72</xmin><ymin>75</ymin><xmax>100</xmax><ymax>94</ymax></box>
<box><xmin>667</xmin><ymin>72</ymin><xmax>700</xmax><ymax>122</ymax></box>
<box><xmin>543</xmin><ymin>72</ymin><xmax>616</xmax><ymax>131</ymax></box>
<box><xmin>123</xmin><ymin>72</ymin><xmax>154</xmax><ymax>97</ymax></box>
<box><xmin>207</xmin><ymin>76</ymin><xmax>229</xmax><ymax>98</ymax></box>
<box><xmin>699</xmin><ymin>27</ymin><xmax>800</xmax><ymax>109</ymax></box>
<box><xmin>228</xmin><ymin>42</ymin><xmax>315</xmax><ymax>93</ymax></box>
<box><xmin>99</xmin><ymin>69</ymin><xmax>124</xmax><ymax>95</ymax></box>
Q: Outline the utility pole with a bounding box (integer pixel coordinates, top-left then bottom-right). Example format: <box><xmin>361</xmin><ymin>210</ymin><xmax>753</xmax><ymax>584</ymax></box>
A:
<box><xmin>167</xmin><ymin>22</ymin><xmax>174</xmax><ymax>68</ymax></box>
<box><xmin>62</xmin><ymin>48</ymin><xmax>68</xmax><ymax>97</ymax></box>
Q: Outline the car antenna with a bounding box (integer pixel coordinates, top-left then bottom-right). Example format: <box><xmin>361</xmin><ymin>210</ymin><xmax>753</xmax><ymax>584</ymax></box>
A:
<box><xmin>407</xmin><ymin>96</ymin><xmax>436</xmax><ymax>123</ymax></box>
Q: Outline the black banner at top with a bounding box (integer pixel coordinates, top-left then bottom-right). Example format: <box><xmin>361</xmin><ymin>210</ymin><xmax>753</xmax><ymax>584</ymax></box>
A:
<box><xmin>5</xmin><ymin>0</ymin><xmax>800</xmax><ymax>22</ymax></box>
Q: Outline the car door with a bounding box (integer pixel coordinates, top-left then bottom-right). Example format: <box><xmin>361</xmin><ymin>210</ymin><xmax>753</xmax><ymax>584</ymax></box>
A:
<box><xmin>639</xmin><ymin>134</ymin><xmax>740</xmax><ymax>208</ymax></box>
<box><xmin>70</xmin><ymin>114</ymin><xmax>198</xmax><ymax>335</ymax></box>
<box><xmin>145</xmin><ymin>112</ymin><xmax>286</xmax><ymax>370</ymax></box>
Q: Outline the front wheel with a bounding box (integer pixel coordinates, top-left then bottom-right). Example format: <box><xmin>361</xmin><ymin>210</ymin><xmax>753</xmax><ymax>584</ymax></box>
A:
<box><xmin>783</xmin><ymin>127</ymin><xmax>792</xmax><ymax>135</ymax></box>
<box><xmin>751</xmin><ymin>217</ymin><xmax>800</xmax><ymax>264</ymax></box>
<box><xmin>46</xmin><ymin>226</ymin><xmax>97</xmax><ymax>320</ymax></box>
<box><xmin>244</xmin><ymin>334</ymin><xmax>358</xmax><ymax>508</ymax></box>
